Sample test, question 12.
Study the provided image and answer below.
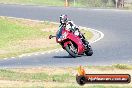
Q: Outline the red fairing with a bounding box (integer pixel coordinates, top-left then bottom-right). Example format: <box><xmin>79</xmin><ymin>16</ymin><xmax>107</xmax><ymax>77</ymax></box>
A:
<box><xmin>50</xmin><ymin>24</ymin><xmax>93</xmax><ymax>57</ymax></box>
<box><xmin>64</xmin><ymin>41</ymin><xmax>71</xmax><ymax>47</ymax></box>
<box><xmin>62</xmin><ymin>29</ymin><xmax>85</xmax><ymax>54</ymax></box>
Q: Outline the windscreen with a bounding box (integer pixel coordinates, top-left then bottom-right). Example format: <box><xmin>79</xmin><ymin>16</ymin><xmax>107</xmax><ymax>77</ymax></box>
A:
<box><xmin>56</xmin><ymin>25</ymin><xmax>63</xmax><ymax>39</ymax></box>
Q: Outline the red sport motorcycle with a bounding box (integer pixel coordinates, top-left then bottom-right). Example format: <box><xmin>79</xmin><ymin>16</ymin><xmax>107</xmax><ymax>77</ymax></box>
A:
<box><xmin>49</xmin><ymin>25</ymin><xmax>93</xmax><ymax>58</ymax></box>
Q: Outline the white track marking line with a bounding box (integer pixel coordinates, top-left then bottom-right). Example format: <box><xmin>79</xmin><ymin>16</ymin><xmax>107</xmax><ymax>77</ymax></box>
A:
<box><xmin>80</xmin><ymin>26</ymin><xmax>104</xmax><ymax>44</ymax></box>
<box><xmin>90</xmin><ymin>28</ymin><xmax>104</xmax><ymax>44</ymax></box>
<box><xmin>47</xmin><ymin>51</ymin><xmax>51</xmax><ymax>54</ymax></box>
<box><xmin>11</xmin><ymin>57</ymin><xmax>15</xmax><ymax>59</ymax></box>
<box><xmin>18</xmin><ymin>56</ymin><xmax>23</xmax><ymax>58</ymax></box>
<box><xmin>34</xmin><ymin>53</ymin><xmax>38</xmax><ymax>56</ymax></box>
<box><xmin>3</xmin><ymin>58</ymin><xmax>8</xmax><ymax>60</ymax></box>
<box><xmin>128</xmin><ymin>60</ymin><xmax>132</xmax><ymax>63</ymax></box>
<box><xmin>27</xmin><ymin>55</ymin><xmax>31</xmax><ymax>57</ymax></box>
<box><xmin>41</xmin><ymin>53</ymin><xmax>45</xmax><ymax>54</ymax></box>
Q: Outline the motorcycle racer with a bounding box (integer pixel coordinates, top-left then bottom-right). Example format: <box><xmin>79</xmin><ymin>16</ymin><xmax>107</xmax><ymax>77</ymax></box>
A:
<box><xmin>49</xmin><ymin>15</ymin><xmax>93</xmax><ymax>57</ymax></box>
<box><xmin>59</xmin><ymin>14</ymin><xmax>90</xmax><ymax>49</ymax></box>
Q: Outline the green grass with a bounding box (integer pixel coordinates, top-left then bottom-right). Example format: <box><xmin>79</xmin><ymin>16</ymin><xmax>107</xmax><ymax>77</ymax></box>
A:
<box><xmin>1</xmin><ymin>0</ymin><xmax>132</xmax><ymax>9</ymax></box>
<box><xmin>124</xmin><ymin>4</ymin><xmax>132</xmax><ymax>10</ymax></box>
<box><xmin>0</xmin><ymin>69</ymin><xmax>74</xmax><ymax>82</ymax></box>
<box><xmin>0</xmin><ymin>0</ymin><xmax>114</xmax><ymax>7</ymax></box>
<box><xmin>21</xmin><ymin>85</ymin><xmax>132</xmax><ymax>88</ymax></box>
<box><xmin>0</xmin><ymin>64</ymin><xmax>131</xmax><ymax>87</ymax></box>
<box><xmin>62</xmin><ymin>85</ymin><xmax>132</xmax><ymax>88</ymax></box>
<box><xmin>0</xmin><ymin>17</ymin><xmax>58</xmax><ymax>58</ymax></box>
<box><xmin>0</xmin><ymin>0</ymin><xmax>64</xmax><ymax>6</ymax></box>
<box><xmin>83</xmin><ymin>64</ymin><xmax>132</xmax><ymax>70</ymax></box>
<box><xmin>0</xmin><ymin>18</ymin><xmax>45</xmax><ymax>48</ymax></box>
<box><xmin>112</xmin><ymin>64</ymin><xmax>132</xmax><ymax>69</ymax></box>
<box><xmin>0</xmin><ymin>64</ymin><xmax>131</xmax><ymax>81</ymax></box>
<box><xmin>52</xmin><ymin>73</ymin><xmax>74</xmax><ymax>82</ymax></box>
<box><xmin>81</xmin><ymin>29</ymin><xmax>93</xmax><ymax>40</ymax></box>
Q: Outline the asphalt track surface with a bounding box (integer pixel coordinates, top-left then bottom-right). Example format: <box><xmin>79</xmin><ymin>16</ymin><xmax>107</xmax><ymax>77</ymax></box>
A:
<box><xmin>0</xmin><ymin>4</ymin><xmax>132</xmax><ymax>68</ymax></box>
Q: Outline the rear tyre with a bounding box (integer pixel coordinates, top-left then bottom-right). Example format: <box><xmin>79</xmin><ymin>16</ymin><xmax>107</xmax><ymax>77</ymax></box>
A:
<box><xmin>65</xmin><ymin>43</ymin><xmax>78</xmax><ymax>58</ymax></box>
<box><xmin>85</xmin><ymin>45</ymin><xmax>93</xmax><ymax>56</ymax></box>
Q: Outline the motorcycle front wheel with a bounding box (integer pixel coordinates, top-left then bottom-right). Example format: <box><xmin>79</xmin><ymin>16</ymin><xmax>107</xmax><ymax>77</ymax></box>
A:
<box><xmin>65</xmin><ymin>43</ymin><xmax>78</xmax><ymax>58</ymax></box>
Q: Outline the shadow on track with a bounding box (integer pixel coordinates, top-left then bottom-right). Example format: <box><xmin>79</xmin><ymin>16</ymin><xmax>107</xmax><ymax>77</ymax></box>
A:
<box><xmin>53</xmin><ymin>55</ymin><xmax>84</xmax><ymax>58</ymax></box>
<box><xmin>53</xmin><ymin>55</ymin><xmax>72</xmax><ymax>58</ymax></box>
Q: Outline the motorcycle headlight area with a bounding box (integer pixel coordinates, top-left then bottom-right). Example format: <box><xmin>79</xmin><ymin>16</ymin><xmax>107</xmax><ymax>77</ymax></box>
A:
<box><xmin>62</xmin><ymin>32</ymin><xmax>67</xmax><ymax>39</ymax></box>
<box><xmin>58</xmin><ymin>32</ymin><xmax>67</xmax><ymax>41</ymax></box>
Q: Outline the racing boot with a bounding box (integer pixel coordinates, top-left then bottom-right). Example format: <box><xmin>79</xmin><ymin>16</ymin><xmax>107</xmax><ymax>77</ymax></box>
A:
<box><xmin>80</xmin><ymin>36</ymin><xmax>91</xmax><ymax>51</ymax></box>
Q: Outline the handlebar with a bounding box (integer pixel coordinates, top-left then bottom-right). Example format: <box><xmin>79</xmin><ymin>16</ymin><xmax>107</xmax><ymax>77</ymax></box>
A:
<box><xmin>49</xmin><ymin>35</ymin><xmax>56</xmax><ymax>39</ymax></box>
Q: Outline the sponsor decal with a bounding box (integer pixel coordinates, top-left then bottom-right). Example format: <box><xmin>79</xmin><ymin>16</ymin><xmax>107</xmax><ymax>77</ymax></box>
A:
<box><xmin>76</xmin><ymin>66</ymin><xmax>131</xmax><ymax>85</ymax></box>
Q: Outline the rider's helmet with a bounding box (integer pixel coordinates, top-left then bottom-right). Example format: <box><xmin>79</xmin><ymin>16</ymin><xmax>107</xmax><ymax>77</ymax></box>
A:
<box><xmin>60</xmin><ymin>14</ymin><xmax>68</xmax><ymax>25</ymax></box>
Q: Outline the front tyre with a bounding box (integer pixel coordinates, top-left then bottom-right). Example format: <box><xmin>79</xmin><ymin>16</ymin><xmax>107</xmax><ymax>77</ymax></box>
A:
<box><xmin>65</xmin><ymin>44</ymin><xmax>78</xmax><ymax>58</ymax></box>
